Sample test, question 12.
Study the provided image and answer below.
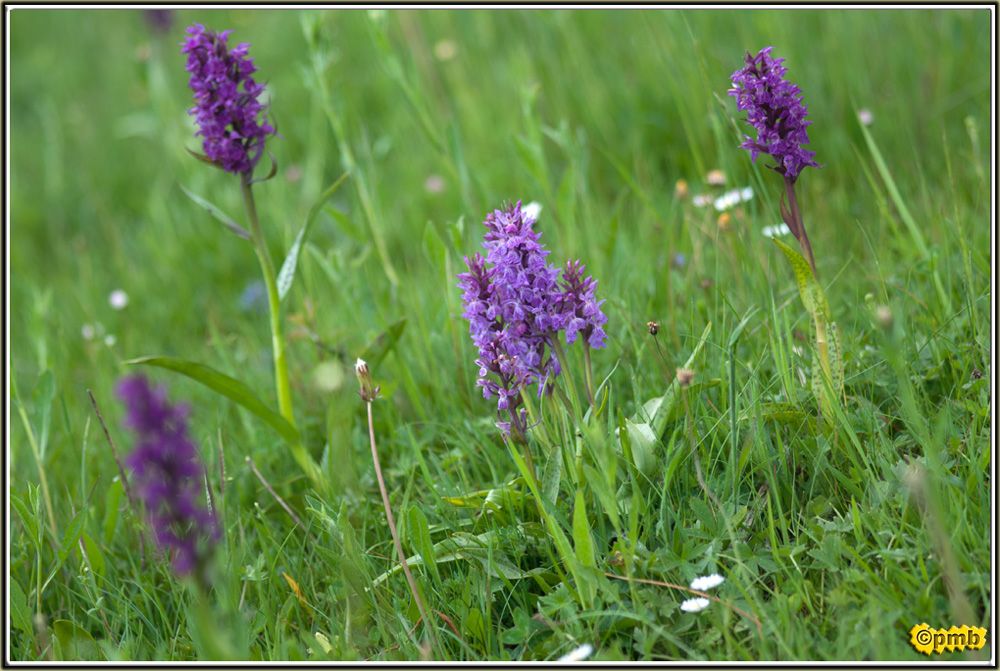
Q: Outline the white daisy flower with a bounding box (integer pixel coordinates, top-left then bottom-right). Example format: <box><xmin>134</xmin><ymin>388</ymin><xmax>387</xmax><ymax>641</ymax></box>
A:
<box><xmin>104</xmin><ymin>334</ymin><xmax>117</xmax><ymax>347</ymax></box>
<box><xmin>713</xmin><ymin>186</ymin><xmax>754</xmax><ymax>212</ymax></box>
<box><xmin>109</xmin><ymin>289</ymin><xmax>129</xmax><ymax>310</ymax></box>
<box><xmin>521</xmin><ymin>201</ymin><xmax>543</xmax><ymax>221</ymax></box>
<box><xmin>690</xmin><ymin>573</ymin><xmax>725</xmax><ymax>591</ymax></box>
<box><xmin>557</xmin><ymin>643</ymin><xmax>594</xmax><ymax>662</ymax></box>
<box><xmin>762</xmin><ymin>223</ymin><xmax>792</xmax><ymax>238</ymax></box>
<box><xmin>692</xmin><ymin>194</ymin><xmax>713</xmax><ymax>208</ymax></box>
<box><xmin>81</xmin><ymin>323</ymin><xmax>95</xmax><ymax>341</ymax></box>
<box><xmin>858</xmin><ymin>108</ymin><xmax>874</xmax><ymax>126</ymax></box>
<box><xmin>680</xmin><ymin>597</ymin><xmax>711</xmax><ymax>613</ymax></box>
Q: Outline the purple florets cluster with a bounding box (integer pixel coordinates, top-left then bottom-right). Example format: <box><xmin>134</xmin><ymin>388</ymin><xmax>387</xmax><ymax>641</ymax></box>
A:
<box><xmin>182</xmin><ymin>24</ymin><xmax>275</xmax><ymax>175</ymax></box>
<box><xmin>118</xmin><ymin>375</ymin><xmax>218</xmax><ymax>576</ymax></box>
<box><xmin>458</xmin><ymin>202</ymin><xmax>607</xmax><ymax>435</ymax></box>
<box><xmin>728</xmin><ymin>46</ymin><xmax>818</xmax><ymax>182</ymax></box>
<box><xmin>557</xmin><ymin>260</ymin><xmax>608</xmax><ymax>349</ymax></box>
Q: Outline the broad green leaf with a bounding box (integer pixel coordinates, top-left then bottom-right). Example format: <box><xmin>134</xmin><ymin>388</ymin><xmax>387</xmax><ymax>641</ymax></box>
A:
<box><xmin>125</xmin><ymin>356</ymin><xmax>299</xmax><ymax>444</ymax></box>
<box><xmin>540</xmin><ymin>448</ymin><xmax>562</xmax><ymax>508</ymax></box>
<box><xmin>773</xmin><ymin>237</ymin><xmax>829</xmax><ymax>320</ymax></box>
<box><xmin>625</xmin><ymin>420</ymin><xmax>658</xmax><ymax>477</ymax></box>
<box><xmin>58</xmin><ymin>506</ymin><xmax>88</xmax><ymax>565</ymax></box>
<box><xmin>572</xmin><ymin>489</ymin><xmax>595</xmax><ymax>568</ymax></box>
<box><xmin>277</xmin><ymin>171</ymin><xmax>351</xmax><ymax>300</ymax></box>
<box><xmin>9</xmin><ymin>578</ymin><xmax>32</xmax><ymax>638</ymax></box>
<box><xmin>53</xmin><ymin>620</ymin><xmax>101</xmax><ymax>660</ymax></box>
<box><xmin>11</xmin><ymin>492</ymin><xmax>40</xmax><ymax>551</ymax></box>
<box><xmin>179</xmin><ymin>185</ymin><xmax>251</xmax><ymax>241</ymax></box>
<box><xmin>406</xmin><ymin>505</ymin><xmax>439</xmax><ymax>582</ymax></box>
<box><xmin>359</xmin><ymin>319</ymin><xmax>407</xmax><ymax>369</ymax></box>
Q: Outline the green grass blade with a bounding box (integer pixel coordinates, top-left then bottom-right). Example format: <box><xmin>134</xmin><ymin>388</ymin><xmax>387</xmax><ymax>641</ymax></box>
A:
<box><xmin>125</xmin><ymin>356</ymin><xmax>299</xmax><ymax>445</ymax></box>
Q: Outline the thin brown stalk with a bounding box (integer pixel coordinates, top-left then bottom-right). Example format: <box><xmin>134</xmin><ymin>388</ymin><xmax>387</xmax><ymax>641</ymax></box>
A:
<box><xmin>246</xmin><ymin>456</ymin><xmax>304</xmax><ymax>530</ymax></box>
<box><xmin>366</xmin><ymin>400</ymin><xmax>437</xmax><ymax>653</ymax></box>
<box><xmin>87</xmin><ymin>389</ymin><xmax>135</xmax><ymax>506</ymax></box>
<box><xmin>603</xmin><ymin>572</ymin><xmax>763</xmax><ymax>636</ymax></box>
<box><xmin>87</xmin><ymin>388</ymin><xmax>145</xmax><ymax>564</ymax></box>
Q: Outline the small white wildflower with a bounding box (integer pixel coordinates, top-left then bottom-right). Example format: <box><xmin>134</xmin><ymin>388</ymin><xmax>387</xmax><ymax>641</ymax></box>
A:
<box><xmin>713</xmin><ymin>186</ymin><xmax>754</xmax><ymax>212</ymax></box>
<box><xmin>680</xmin><ymin>597</ymin><xmax>711</xmax><ymax>613</ymax></box>
<box><xmin>692</xmin><ymin>194</ymin><xmax>712</xmax><ymax>208</ymax></box>
<box><xmin>858</xmin><ymin>108</ymin><xmax>874</xmax><ymax>126</ymax></box>
<box><xmin>81</xmin><ymin>323</ymin><xmax>95</xmax><ymax>340</ymax></box>
<box><xmin>557</xmin><ymin>643</ymin><xmax>594</xmax><ymax>662</ymax></box>
<box><xmin>706</xmin><ymin>169</ymin><xmax>726</xmax><ymax>186</ymax></box>
<box><xmin>109</xmin><ymin>289</ymin><xmax>129</xmax><ymax>310</ymax></box>
<box><xmin>104</xmin><ymin>334</ymin><xmax>117</xmax><ymax>347</ymax></box>
<box><xmin>433</xmin><ymin>39</ymin><xmax>457</xmax><ymax>61</ymax></box>
<box><xmin>690</xmin><ymin>573</ymin><xmax>725</xmax><ymax>591</ymax></box>
<box><xmin>521</xmin><ymin>201</ymin><xmax>543</xmax><ymax>221</ymax></box>
<box><xmin>762</xmin><ymin>223</ymin><xmax>792</xmax><ymax>238</ymax></box>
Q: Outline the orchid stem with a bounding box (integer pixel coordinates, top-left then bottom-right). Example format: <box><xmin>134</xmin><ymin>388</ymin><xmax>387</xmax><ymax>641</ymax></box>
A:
<box><xmin>240</xmin><ymin>176</ymin><xmax>323</xmax><ymax>488</ymax></box>
<box><xmin>783</xmin><ymin>177</ymin><xmax>818</xmax><ymax>279</ymax></box>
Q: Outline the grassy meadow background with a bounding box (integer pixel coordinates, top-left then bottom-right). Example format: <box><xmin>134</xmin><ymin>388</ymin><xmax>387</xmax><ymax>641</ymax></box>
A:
<box><xmin>8</xmin><ymin>8</ymin><xmax>993</xmax><ymax>661</ymax></box>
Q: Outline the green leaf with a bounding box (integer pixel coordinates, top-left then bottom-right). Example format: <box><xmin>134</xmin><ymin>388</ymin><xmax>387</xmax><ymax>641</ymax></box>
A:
<box><xmin>406</xmin><ymin>505</ymin><xmax>439</xmax><ymax>582</ymax></box>
<box><xmin>58</xmin><ymin>507</ymin><xmax>88</xmax><ymax>565</ymax></box>
<box><xmin>540</xmin><ymin>448</ymin><xmax>562</xmax><ymax>508</ymax></box>
<box><xmin>625</xmin><ymin>420</ymin><xmax>658</xmax><ymax>477</ymax></box>
<box><xmin>572</xmin><ymin>489</ymin><xmax>596</xmax><ymax>568</ymax></box>
<box><xmin>277</xmin><ymin>171</ymin><xmax>351</xmax><ymax>301</ymax></box>
<box><xmin>359</xmin><ymin>319</ymin><xmax>407</xmax><ymax>369</ymax></box>
<box><xmin>773</xmin><ymin>237</ymin><xmax>829</xmax><ymax>320</ymax></box>
<box><xmin>53</xmin><ymin>620</ymin><xmax>101</xmax><ymax>660</ymax></box>
<box><xmin>102</xmin><ymin>479</ymin><xmax>124</xmax><ymax>546</ymax></box>
<box><xmin>583</xmin><ymin>463</ymin><xmax>621</xmax><ymax>531</ymax></box>
<box><xmin>9</xmin><ymin>578</ymin><xmax>32</xmax><ymax>638</ymax></box>
<box><xmin>179</xmin><ymin>185</ymin><xmax>251</xmax><ymax>241</ymax></box>
<box><xmin>11</xmin><ymin>491</ymin><xmax>41</xmax><ymax>551</ymax></box>
<box><xmin>125</xmin><ymin>356</ymin><xmax>299</xmax><ymax>444</ymax></box>
<box><xmin>79</xmin><ymin>532</ymin><xmax>106</xmax><ymax>578</ymax></box>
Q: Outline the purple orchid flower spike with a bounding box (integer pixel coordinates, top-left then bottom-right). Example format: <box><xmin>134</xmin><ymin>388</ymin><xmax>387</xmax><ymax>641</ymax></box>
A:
<box><xmin>118</xmin><ymin>375</ymin><xmax>219</xmax><ymax>579</ymax></box>
<box><xmin>182</xmin><ymin>24</ymin><xmax>275</xmax><ymax>175</ymax></box>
